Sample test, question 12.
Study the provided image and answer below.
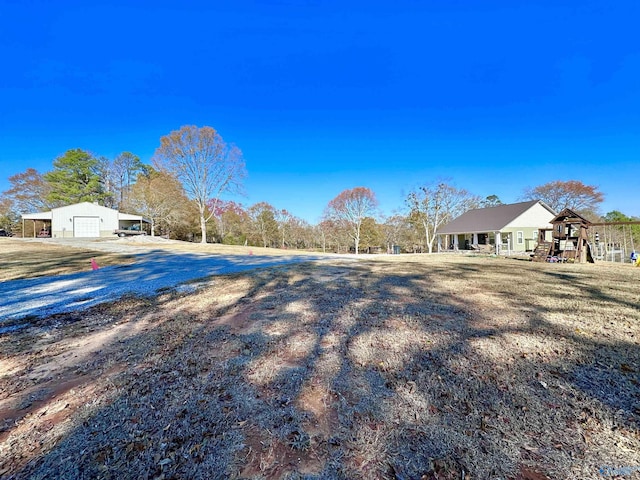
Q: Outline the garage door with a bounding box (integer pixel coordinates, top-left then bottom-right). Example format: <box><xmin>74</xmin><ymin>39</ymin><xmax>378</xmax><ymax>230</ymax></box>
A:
<box><xmin>73</xmin><ymin>216</ymin><xmax>100</xmax><ymax>237</ymax></box>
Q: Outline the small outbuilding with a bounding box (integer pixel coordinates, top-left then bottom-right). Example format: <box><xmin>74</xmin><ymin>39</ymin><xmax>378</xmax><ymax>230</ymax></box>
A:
<box><xmin>437</xmin><ymin>200</ymin><xmax>556</xmax><ymax>254</ymax></box>
<box><xmin>22</xmin><ymin>202</ymin><xmax>148</xmax><ymax>238</ymax></box>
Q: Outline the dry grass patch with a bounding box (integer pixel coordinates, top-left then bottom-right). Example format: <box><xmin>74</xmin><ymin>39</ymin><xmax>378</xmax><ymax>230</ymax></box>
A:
<box><xmin>1</xmin><ymin>256</ymin><xmax>639</xmax><ymax>479</ymax></box>
<box><xmin>0</xmin><ymin>239</ymin><xmax>135</xmax><ymax>281</ymax></box>
<box><xmin>117</xmin><ymin>235</ymin><xmax>326</xmax><ymax>257</ymax></box>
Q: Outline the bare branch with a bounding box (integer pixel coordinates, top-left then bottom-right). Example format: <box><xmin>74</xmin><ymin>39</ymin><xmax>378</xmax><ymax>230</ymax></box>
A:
<box><xmin>152</xmin><ymin>125</ymin><xmax>246</xmax><ymax>243</ymax></box>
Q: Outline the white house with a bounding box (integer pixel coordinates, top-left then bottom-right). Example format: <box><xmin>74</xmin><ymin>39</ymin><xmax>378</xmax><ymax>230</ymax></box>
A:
<box><xmin>437</xmin><ymin>200</ymin><xmax>556</xmax><ymax>254</ymax></box>
<box><xmin>22</xmin><ymin>202</ymin><xmax>147</xmax><ymax>238</ymax></box>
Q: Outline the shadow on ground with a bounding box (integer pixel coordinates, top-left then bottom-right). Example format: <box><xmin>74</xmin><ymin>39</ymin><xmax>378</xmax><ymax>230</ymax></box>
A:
<box><xmin>1</xmin><ymin>257</ymin><xmax>639</xmax><ymax>479</ymax></box>
<box><xmin>0</xmin><ymin>249</ymin><xmax>330</xmax><ymax>322</ymax></box>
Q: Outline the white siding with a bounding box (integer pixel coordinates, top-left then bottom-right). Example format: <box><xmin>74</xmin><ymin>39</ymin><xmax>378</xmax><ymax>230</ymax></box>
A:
<box><xmin>51</xmin><ymin>202</ymin><xmax>120</xmax><ymax>238</ymax></box>
<box><xmin>504</xmin><ymin>203</ymin><xmax>554</xmax><ymax>230</ymax></box>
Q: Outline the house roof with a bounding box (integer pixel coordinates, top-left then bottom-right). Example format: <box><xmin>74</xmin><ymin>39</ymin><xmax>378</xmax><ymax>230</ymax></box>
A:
<box><xmin>438</xmin><ymin>200</ymin><xmax>556</xmax><ymax>235</ymax></box>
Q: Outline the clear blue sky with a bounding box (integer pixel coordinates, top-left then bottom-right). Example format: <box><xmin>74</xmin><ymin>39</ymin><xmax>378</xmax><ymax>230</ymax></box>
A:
<box><xmin>1</xmin><ymin>0</ymin><xmax>639</xmax><ymax>222</ymax></box>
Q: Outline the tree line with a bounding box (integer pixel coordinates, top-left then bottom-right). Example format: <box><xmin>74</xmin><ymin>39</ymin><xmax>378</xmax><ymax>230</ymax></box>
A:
<box><xmin>1</xmin><ymin>125</ymin><xmax>637</xmax><ymax>253</ymax></box>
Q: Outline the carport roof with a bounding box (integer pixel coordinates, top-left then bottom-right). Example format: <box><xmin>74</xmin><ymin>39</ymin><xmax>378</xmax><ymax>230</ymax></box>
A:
<box><xmin>119</xmin><ymin>213</ymin><xmax>149</xmax><ymax>222</ymax></box>
<box><xmin>22</xmin><ymin>211</ymin><xmax>52</xmax><ymax>220</ymax></box>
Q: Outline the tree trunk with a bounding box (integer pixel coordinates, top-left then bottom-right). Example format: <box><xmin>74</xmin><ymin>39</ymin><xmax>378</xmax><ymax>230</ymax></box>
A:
<box><xmin>427</xmin><ymin>239</ymin><xmax>434</xmax><ymax>254</ymax></box>
<box><xmin>200</xmin><ymin>214</ymin><xmax>207</xmax><ymax>243</ymax></box>
<box><xmin>217</xmin><ymin>218</ymin><xmax>225</xmax><ymax>243</ymax></box>
<box><xmin>422</xmin><ymin>221</ymin><xmax>432</xmax><ymax>254</ymax></box>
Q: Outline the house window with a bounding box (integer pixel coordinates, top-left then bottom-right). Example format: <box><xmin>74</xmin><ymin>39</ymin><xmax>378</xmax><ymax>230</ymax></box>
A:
<box><xmin>533</xmin><ymin>230</ymin><xmax>538</xmax><ymax>242</ymax></box>
<box><xmin>517</xmin><ymin>231</ymin><xmax>524</xmax><ymax>245</ymax></box>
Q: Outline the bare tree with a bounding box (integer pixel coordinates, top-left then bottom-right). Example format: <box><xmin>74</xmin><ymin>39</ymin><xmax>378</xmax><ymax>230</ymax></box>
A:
<box><xmin>248</xmin><ymin>202</ymin><xmax>278</xmax><ymax>248</ymax></box>
<box><xmin>275</xmin><ymin>209</ymin><xmax>295</xmax><ymax>248</ymax></box>
<box><xmin>0</xmin><ymin>197</ymin><xmax>20</xmax><ymax>233</ymax></box>
<box><xmin>521</xmin><ymin>180</ymin><xmax>604</xmax><ymax>214</ymax></box>
<box><xmin>153</xmin><ymin>125</ymin><xmax>246</xmax><ymax>243</ymax></box>
<box><xmin>3</xmin><ymin>168</ymin><xmax>54</xmax><ymax>213</ymax></box>
<box><xmin>316</xmin><ymin>219</ymin><xmax>349</xmax><ymax>253</ymax></box>
<box><xmin>127</xmin><ymin>169</ymin><xmax>191</xmax><ymax>237</ymax></box>
<box><xmin>407</xmin><ymin>182</ymin><xmax>479</xmax><ymax>253</ymax></box>
<box><xmin>288</xmin><ymin>216</ymin><xmax>314</xmax><ymax>249</ymax></box>
<box><xmin>97</xmin><ymin>157</ymin><xmax>118</xmax><ymax>209</ymax></box>
<box><xmin>324</xmin><ymin>187</ymin><xmax>378</xmax><ymax>254</ymax></box>
<box><xmin>111</xmin><ymin>152</ymin><xmax>144</xmax><ymax>208</ymax></box>
<box><xmin>315</xmin><ymin>221</ymin><xmax>329</xmax><ymax>253</ymax></box>
<box><xmin>381</xmin><ymin>213</ymin><xmax>415</xmax><ymax>253</ymax></box>
<box><xmin>208</xmin><ymin>200</ymin><xmax>248</xmax><ymax>244</ymax></box>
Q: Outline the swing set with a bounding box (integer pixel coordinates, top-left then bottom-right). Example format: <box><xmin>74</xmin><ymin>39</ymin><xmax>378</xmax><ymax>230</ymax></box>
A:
<box><xmin>532</xmin><ymin>208</ymin><xmax>640</xmax><ymax>264</ymax></box>
<box><xmin>587</xmin><ymin>221</ymin><xmax>640</xmax><ymax>265</ymax></box>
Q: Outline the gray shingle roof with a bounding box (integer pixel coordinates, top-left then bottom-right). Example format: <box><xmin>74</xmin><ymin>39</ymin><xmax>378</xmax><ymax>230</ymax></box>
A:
<box><xmin>438</xmin><ymin>200</ymin><xmax>554</xmax><ymax>234</ymax></box>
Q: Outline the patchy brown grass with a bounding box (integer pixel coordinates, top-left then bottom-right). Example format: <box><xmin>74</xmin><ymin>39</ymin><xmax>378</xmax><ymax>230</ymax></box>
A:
<box><xmin>1</xmin><ymin>254</ymin><xmax>640</xmax><ymax>479</ymax></box>
<box><xmin>0</xmin><ymin>239</ymin><xmax>135</xmax><ymax>282</ymax></box>
<box><xmin>116</xmin><ymin>235</ymin><xmax>325</xmax><ymax>257</ymax></box>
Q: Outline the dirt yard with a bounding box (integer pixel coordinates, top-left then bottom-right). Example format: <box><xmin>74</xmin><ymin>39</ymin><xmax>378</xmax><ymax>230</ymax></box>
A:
<box><xmin>1</xmin><ymin>247</ymin><xmax>639</xmax><ymax>479</ymax></box>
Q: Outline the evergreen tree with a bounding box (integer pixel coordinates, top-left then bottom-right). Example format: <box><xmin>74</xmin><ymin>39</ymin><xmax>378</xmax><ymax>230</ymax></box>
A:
<box><xmin>44</xmin><ymin>149</ymin><xmax>105</xmax><ymax>205</ymax></box>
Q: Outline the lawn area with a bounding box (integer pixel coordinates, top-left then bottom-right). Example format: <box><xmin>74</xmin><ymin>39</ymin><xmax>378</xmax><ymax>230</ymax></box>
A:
<box><xmin>0</xmin><ymin>237</ymin><xmax>321</xmax><ymax>283</ymax></box>
<box><xmin>1</xmin><ymin>251</ymin><xmax>639</xmax><ymax>479</ymax></box>
<box><xmin>0</xmin><ymin>239</ymin><xmax>135</xmax><ymax>282</ymax></box>
<box><xmin>117</xmin><ymin>236</ymin><xmax>325</xmax><ymax>257</ymax></box>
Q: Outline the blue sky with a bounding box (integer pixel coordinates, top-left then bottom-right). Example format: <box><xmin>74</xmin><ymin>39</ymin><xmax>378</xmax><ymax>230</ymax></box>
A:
<box><xmin>1</xmin><ymin>0</ymin><xmax>639</xmax><ymax>222</ymax></box>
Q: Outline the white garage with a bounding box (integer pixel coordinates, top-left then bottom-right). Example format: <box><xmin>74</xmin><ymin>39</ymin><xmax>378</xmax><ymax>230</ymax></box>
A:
<box><xmin>73</xmin><ymin>216</ymin><xmax>101</xmax><ymax>237</ymax></box>
<box><xmin>22</xmin><ymin>202</ymin><xmax>148</xmax><ymax>238</ymax></box>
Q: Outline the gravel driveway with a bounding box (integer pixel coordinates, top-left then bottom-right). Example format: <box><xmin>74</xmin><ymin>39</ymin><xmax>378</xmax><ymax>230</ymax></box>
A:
<box><xmin>0</xmin><ymin>238</ymin><xmax>340</xmax><ymax>325</ymax></box>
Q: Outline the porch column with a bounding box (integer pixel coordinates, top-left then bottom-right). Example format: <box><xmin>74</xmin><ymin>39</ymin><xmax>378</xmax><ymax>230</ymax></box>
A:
<box><xmin>437</xmin><ymin>235</ymin><xmax>442</xmax><ymax>252</ymax></box>
<box><xmin>472</xmin><ymin>233</ymin><xmax>478</xmax><ymax>246</ymax></box>
<box><xmin>453</xmin><ymin>235</ymin><xmax>459</xmax><ymax>251</ymax></box>
<box><xmin>495</xmin><ymin>232</ymin><xmax>502</xmax><ymax>254</ymax></box>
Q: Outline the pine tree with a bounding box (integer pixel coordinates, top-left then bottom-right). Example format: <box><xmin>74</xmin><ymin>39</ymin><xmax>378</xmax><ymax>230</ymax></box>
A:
<box><xmin>44</xmin><ymin>149</ymin><xmax>105</xmax><ymax>205</ymax></box>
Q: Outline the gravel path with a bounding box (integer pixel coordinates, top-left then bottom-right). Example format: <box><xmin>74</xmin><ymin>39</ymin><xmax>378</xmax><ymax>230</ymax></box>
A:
<box><xmin>0</xmin><ymin>239</ymin><xmax>341</xmax><ymax>325</ymax></box>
